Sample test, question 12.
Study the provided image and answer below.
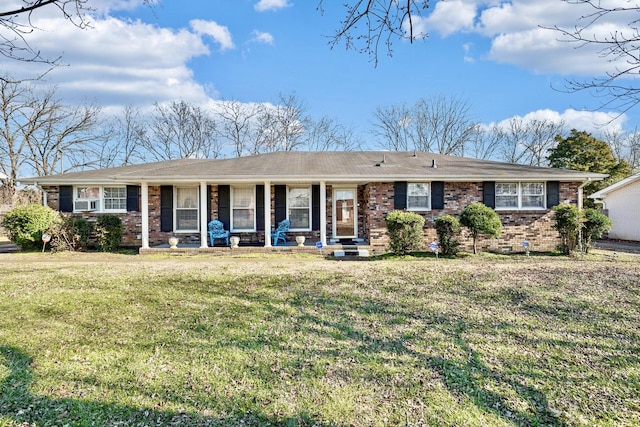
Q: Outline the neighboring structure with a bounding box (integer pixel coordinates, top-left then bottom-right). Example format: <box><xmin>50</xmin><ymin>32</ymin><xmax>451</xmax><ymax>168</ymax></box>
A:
<box><xmin>590</xmin><ymin>172</ymin><xmax>640</xmax><ymax>242</ymax></box>
<box><xmin>19</xmin><ymin>151</ymin><xmax>606</xmax><ymax>252</ymax></box>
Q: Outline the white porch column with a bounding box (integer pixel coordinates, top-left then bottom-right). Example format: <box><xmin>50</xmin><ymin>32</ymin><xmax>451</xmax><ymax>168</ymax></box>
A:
<box><xmin>200</xmin><ymin>182</ymin><xmax>208</xmax><ymax>248</ymax></box>
<box><xmin>141</xmin><ymin>182</ymin><xmax>149</xmax><ymax>249</ymax></box>
<box><xmin>320</xmin><ymin>181</ymin><xmax>327</xmax><ymax>247</ymax></box>
<box><xmin>264</xmin><ymin>181</ymin><xmax>272</xmax><ymax>247</ymax></box>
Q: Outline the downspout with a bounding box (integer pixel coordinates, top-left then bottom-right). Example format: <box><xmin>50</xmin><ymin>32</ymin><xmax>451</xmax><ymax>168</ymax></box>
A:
<box><xmin>577</xmin><ymin>178</ymin><xmax>592</xmax><ymax>255</ymax></box>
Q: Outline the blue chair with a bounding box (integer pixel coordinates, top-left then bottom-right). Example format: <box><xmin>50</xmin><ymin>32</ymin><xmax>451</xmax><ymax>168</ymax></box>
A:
<box><xmin>208</xmin><ymin>220</ymin><xmax>229</xmax><ymax>246</ymax></box>
<box><xmin>271</xmin><ymin>219</ymin><xmax>290</xmax><ymax>246</ymax></box>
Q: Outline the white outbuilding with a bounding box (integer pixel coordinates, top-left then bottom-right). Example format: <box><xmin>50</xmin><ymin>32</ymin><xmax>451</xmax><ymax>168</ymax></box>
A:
<box><xmin>590</xmin><ymin>173</ymin><xmax>640</xmax><ymax>242</ymax></box>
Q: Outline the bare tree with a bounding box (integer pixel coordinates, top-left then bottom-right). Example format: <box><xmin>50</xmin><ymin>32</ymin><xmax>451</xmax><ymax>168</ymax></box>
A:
<box><xmin>141</xmin><ymin>100</ymin><xmax>221</xmax><ymax>161</ymax></box>
<box><xmin>0</xmin><ymin>76</ymin><xmax>106</xmax><ymax>199</ymax></box>
<box><xmin>411</xmin><ymin>95</ymin><xmax>480</xmax><ymax>155</ymax></box>
<box><xmin>97</xmin><ymin>105</ymin><xmax>146</xmax><ymax>168</ymax></box>
<box><xmin>603</xmin><ymin>127</ymin><xmax>640</xmax><ymax>173</ymax></box>
<box><xmin>214</xmin><ymin>100</ymin><xmax>260</xmax><ymax>157</ymax></box>
<box><xmin>466</xmin><ymin>124</ymin><xmax>503</xmax><ymax>160</ymax></box>
<box><xmin>318</xmin><ymin>0</ymin><xmax>430</xmax><ymax>65</ymax></box>
<box><xmin>494</xmin><ymin>117</ymin><xmax>565</xmax><ymax>165</ymax></box>
<box><xmin>253</xmin><ymin>93</ymin><xmax>308</xmax><ymax>154</ymax></box>
<box><xmin>371</xmin><ymin>95</ymin><xmax>480</xmax><ymax>155</ymax></box>
<box><xmin>552</xmin><ymin>0</ymin><xmax>640</xmax><ymax>113</ymax></box>
<box><xmin>304</xmin><ymin>116</ymin><xmax>361</xmax><ymax>151</ymax></box>
<box><xmin>371</xmin><ymin>103</ymin><xmax>412</xmax><ymax>151</ymax></box>
<box><xmin>1</xmin><ymin>1</ymin><xmax>90</xmax><ymax>64</ymax></box>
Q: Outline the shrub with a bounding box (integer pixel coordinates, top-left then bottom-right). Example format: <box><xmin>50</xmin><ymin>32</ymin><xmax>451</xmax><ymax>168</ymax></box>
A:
<box><xmin>552</xmin><ymin>204</ymin><xmax>582</xmax><ymax>255</ymax></box>
<box><xmin>385</xmin><ymin>210</ymin><xmax>425</xmax><ymax>255</ymax></box>
<box><xmin>49</xmin><ymin>215</ymin><xmax>91</xmax><ymax>252</ymax></box>
<box><xmin>459</xmin><ymin>202</ymin><xmax>502</xmax><ymax>254</ymax></box>
<box><xmin>582</xmin><ymin>208</ymin><xmax>613</xmax><ymax>254</ymax></box>
<box><xmin>1</xmin><ymin>204</ymin><xmax>60</xmax><ymax>251</ymax></box>
<box><xmin>434</xmin><ymin>215</ymin><xmax>461</xmax><ymax>256</ymax></box>
<box><xmin>94</xmin><ymin>215</ymin><xmax>123</xmax><ymax>252</ymax></box>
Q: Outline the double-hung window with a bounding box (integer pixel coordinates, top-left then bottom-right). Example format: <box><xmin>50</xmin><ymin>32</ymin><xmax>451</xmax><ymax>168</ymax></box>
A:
<box><xmin>232</xmin><ymin>187</ymin><xmax>255</xmax><ymax>231</ymax></box>
<box><xmin>73</xmin><ymin>186</ymin><xmax>127</xmax><ymax>212</ymax></box>
<box><xmin>104</xmin><ymin>187</ymin><xmax>126</xmax><ymax>211</ymax></box>
<box><xmin>407</xmin><ymin>183</ymin><xmax>430</xmax><ymax>210</ymax></box>
<box><xmin>495</xmin><ymin>182</ymin><xmax>545</xmax><ymax>209</ymax></box>
<box><xmin>175</xmin><ymin>187</ymin><xmax>199</xmax><ymax>231</ymax></box>
<box><xmin>288</xmin><ymin>187</ymin><xmax>311</xmax><ymax>230</ymax></box>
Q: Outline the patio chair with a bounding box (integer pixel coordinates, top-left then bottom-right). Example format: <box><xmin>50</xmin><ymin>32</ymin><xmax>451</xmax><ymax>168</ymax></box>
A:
<box><xmin>271</xmin><ymin>219</ymin><xmax>290</xmax><ymax>246</ymax></box>
<box><xmin>208</xmin><ymin>220</ymin><xmax>229</xmax><ymax>246</ymax></box>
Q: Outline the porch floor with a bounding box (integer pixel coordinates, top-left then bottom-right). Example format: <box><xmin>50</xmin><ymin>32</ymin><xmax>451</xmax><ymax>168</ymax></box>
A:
<box><xmin>139</xmin><ymin>240</ymin><xmax>374</xmax><ymax>255</ymax></box>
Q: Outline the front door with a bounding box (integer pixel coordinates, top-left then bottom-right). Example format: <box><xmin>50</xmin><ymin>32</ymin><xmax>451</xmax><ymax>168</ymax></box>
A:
<box><xmin>333</xmin><ymin>188</ymin><xmax>357</xmax><ymax>238</ymax></box>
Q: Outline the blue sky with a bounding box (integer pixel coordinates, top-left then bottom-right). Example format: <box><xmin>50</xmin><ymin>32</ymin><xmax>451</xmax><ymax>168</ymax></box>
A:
<box><xmin>5</xmin><ymin>0</ymin><xmax>639</xmax><ymax>148</ymax></box>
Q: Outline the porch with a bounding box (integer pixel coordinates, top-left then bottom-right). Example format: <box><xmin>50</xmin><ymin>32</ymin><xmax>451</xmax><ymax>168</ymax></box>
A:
<box><xmin>138</xmin><ymin>239</ymin><xmax>374</xmax><ymax>256</ymax></box>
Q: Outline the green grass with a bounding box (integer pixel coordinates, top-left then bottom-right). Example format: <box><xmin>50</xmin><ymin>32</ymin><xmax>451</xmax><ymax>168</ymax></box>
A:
<box><xmin>0</xmin><ymin>252</ymin><xmax>639</xmax><ymax>426</ymax></box>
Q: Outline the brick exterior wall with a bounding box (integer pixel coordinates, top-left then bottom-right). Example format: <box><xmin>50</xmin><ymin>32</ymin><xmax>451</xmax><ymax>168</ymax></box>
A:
<box><xmin>43</xmin><ymin>181</ymin><xmax>581</xmax><ymax>252</ymax></box>
<box><xmin>361</xmin><ymin>181</ymin><xmax>581</xmax><ymax>252</ymax></box>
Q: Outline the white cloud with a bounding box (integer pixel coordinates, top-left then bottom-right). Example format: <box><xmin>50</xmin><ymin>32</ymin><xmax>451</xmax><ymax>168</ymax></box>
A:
<box><xmin>190</xmin><ymin>19</ymin><xmax>235</xmax><ymax>51</ymax></box>
<box><xmin>492</xmin><ymin>109</ymin><xmax>626</xmax><ymax>135</ymax></box>
<box><xmin>250</xmin><ymin>30</ymin><xmax>275</xmax><ymax>45</ymax></box>
<box><xmin>254</xmin><ymin>0</ymin><xmax>292</xmax><ymax>12</ymax></box>
<box><xmin>411</xmin><ymin>0</ymin><xmax>477</xmax><ymax>37</ymax></box>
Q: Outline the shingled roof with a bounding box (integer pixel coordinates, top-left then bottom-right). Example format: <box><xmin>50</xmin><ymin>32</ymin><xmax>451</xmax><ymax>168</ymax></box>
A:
<box><xmin>20</xmin><ymin>151</ymin><xmax>607</xmax><ymax>185</ymax></box>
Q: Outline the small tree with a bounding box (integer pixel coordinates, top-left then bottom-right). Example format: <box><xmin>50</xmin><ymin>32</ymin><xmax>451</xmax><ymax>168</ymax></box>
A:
<box><xmin>552</xmin><ymin>204</ymin><xmax>582</xmax><ymax>255</ymax></box>
<box><xmin>385</xmin><ymin>210</ymin><xmax>425</xmax><ymax>255</ymax></box>
<box><xmin>94</xmin><ymin>215</ymin><xmax>123</xmax><ymax>252</ymax></box>
<box><xmin>459</xmin><ymin>202</ymin><xmax>502</xmax><ymax>254</ymax></box>
<box><xmin>434</xmin><ymin>215</ymin><xmax>461</xmax><ymax>257</ymax></box>
<box><xmin>582</xmin><ymin>208</ymin><xmax>613</xmax><ymax>254</ymax></box>
<box><xmin>1</xmin><ymin>204</ymin><xmax>59</xmax><ymax>251</ymax></box>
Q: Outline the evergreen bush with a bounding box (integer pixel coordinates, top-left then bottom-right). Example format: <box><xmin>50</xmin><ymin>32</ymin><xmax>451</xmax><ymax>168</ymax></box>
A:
<box><xmin>385</xmin><ymin>210</ymin><xmax>425</xmax><ymax>255</ymax></box>
<box><xmin>459</xmin><ymin>202</ymin><xmax>502</xmax><ymax>254</ymax></box>
<box><xmin>1</xmin><ymin>204</ymin><xmax>60</xmax><ymax>251</ymax></box>
<box><xmin>552</xmin><ymin>204</ymin><xmax>582</xmax><ymax>255</ymax></box>
<box><xmin>94</xmin><ymin>215</ymin><xmax>123</xmax><ymax>252</ymax></box>
<box><xmin>582</xmin><ymin>208</ymin><xmax>613</xmax><ymax>254</ymax></box>
<box><xmin>434</xmin><ymin>215</ymin><xmax>461</xmax><ymax>256</ymax></box>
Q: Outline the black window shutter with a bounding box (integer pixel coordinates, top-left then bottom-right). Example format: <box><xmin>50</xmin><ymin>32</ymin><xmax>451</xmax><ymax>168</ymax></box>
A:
<box><xmin>206</xmin><ymin>185</ymin><xmax>212</xmax><ymax>224</ymax></box>
<box><xmin>126</xmin><ymin>185</ymin><xmax>140</xmax><ymax>212</ymax></box>
<box><xmin>312</xmin><ymin>185</ymin><xmax>320</xmax><ymax>231</ymax></box>
<box><xmin>547</xmin><ymin>181</ymin><xmax>560</xmax><ymax>208</ymax></box>
<box><xmin>218</xmin><ymin>185</ymin><xmax>230</xmax><ymax>229</ymax></box>
<box><xmin>274</xmin><ymin>185</ymin><xmax>287</xmax><ymax>223</ymax></box>
<box><xmin>431</xmin><ymin>181</ymin><xmax>445</xmax><ymax>210</ymax></box>
<box><xmin>59</xmin><ymin>185</ymin><xmax>73</xmax><ymax>212</ymax></box>
<box><xmin>394</xmin><ymin>182</ymin><xmax>407</xmax><ymax>210</ymax></box>
<box><xmin>483</xmin><ymin>181</ymin><xmax>496</xmax><ymax>209</ymax></box>
<box><xmin>256</xmin><ymin>185</ymin><xmax>265</xmax><ymax>231</ymax></box>
<box><xmin>160</xmin><ymin>186</ymin><xmax>173</xmax><ymax>232</ymax></box>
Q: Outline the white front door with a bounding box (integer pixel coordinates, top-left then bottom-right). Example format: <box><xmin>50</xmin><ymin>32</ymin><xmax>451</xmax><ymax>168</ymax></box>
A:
<box><xmin>333</xmin><ymin>188</ymin><xmax>357</xmax><ymax>238</ymax></box>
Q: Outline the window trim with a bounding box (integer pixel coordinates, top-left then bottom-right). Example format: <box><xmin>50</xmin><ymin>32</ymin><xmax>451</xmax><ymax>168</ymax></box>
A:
<box><xmin>495</xmin><ymin>181</ymin><xmax>546</xmax><ymax>211</ymax></box>
<box><xmin>406</xmin><ymin>182</ymin><xmax>431</xmax><ymax>211</ymax></box>
<box><xmin>287</xmin><ymin>186</ymin><xmax>312</xmax><ymax>231</ymax></box>
<box><xmin>231</xmin><ymin>186</ymin><xmax>256</xmax><ymax>232</ymax></box>
<box><xmin>174</xmin><ymin>186</ymin><xmax>200</xmax><ymax>233</ymax></box>
<box><xmin>73</xmin><ymin>186</ymin><xmax>127</xmax><ymax>213</ymax></box>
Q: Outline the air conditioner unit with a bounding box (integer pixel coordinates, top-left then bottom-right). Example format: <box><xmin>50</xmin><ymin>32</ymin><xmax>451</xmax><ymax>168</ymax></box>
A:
<box><xmin>74</xmin><ymin>199</ymin><xmax>99</xmax><ymax>212</ymax></box>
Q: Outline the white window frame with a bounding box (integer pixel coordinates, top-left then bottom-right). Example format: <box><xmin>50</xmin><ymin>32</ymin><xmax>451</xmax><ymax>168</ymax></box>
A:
<box><xmin>495</xmin><ymin>182</ymin><xmax>546</xmax><ymax>210</ymax></box>
<box><xmin>73</xmin><ymin>186</ymin><xmax>127</xmax><ymax>213</ymax></box>
<box><xmin>407</xmin><ymin>182</ymin><xmax>431</xmax><ymax>211</ymax></box>
<box><xmin>103</xmin><ymin>187</ymin><xmax>127</xmax><ymax>212</ymax></box>
<box><xmin>287</xmin><ymin>186</ymin><xmax>312</xmax><ymax>231</ymax></box>
<box><xmin>174</xmin><ymin>186</ymin><xmax>199</xmax><ymax>233</ymax></box>
<box><xmin>231</xmin><ymin>186</ymin><xmax>256</xmax><ymax>232</ymax></box>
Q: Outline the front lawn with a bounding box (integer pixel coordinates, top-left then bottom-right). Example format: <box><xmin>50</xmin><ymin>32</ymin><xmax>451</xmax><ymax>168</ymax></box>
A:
<box><xmin>0</xmin><ymin>252</ymin><xmax>639</xmax><ymax>426</ymax></box>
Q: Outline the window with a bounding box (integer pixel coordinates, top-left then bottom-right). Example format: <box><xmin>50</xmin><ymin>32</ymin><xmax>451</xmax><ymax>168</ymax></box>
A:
<box><xmin>288</xmin><ymin>187</ymin><xmax>311</xmax><ymax>230</ymax></box>
<box><xmin>232</xmin><ymin>187</ymin><xmax>255</xmax><ymax>231</ymax></box>
<box><xmin>407</xmin><ymin>183</ymin><xmax>430</xmax><ymax>210</ymax></box>
<box><xmin>175</xmin><ymin>187</ymin><xmax>198</xmax><ymax>231</ymax></box>
<box><xmin>74</xmin><ymin>186</ymin><xmax>127</xmax><ymax>212</ymax></box>
<box><xmin>104</xmin><ymin>187</ymin><xmax>126</xmax><ymax>211</ymax></box>
<box><xmin>496</xmin><ymin>182</ymin><xmax>545</xmax><ymax>209</ymax></box>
